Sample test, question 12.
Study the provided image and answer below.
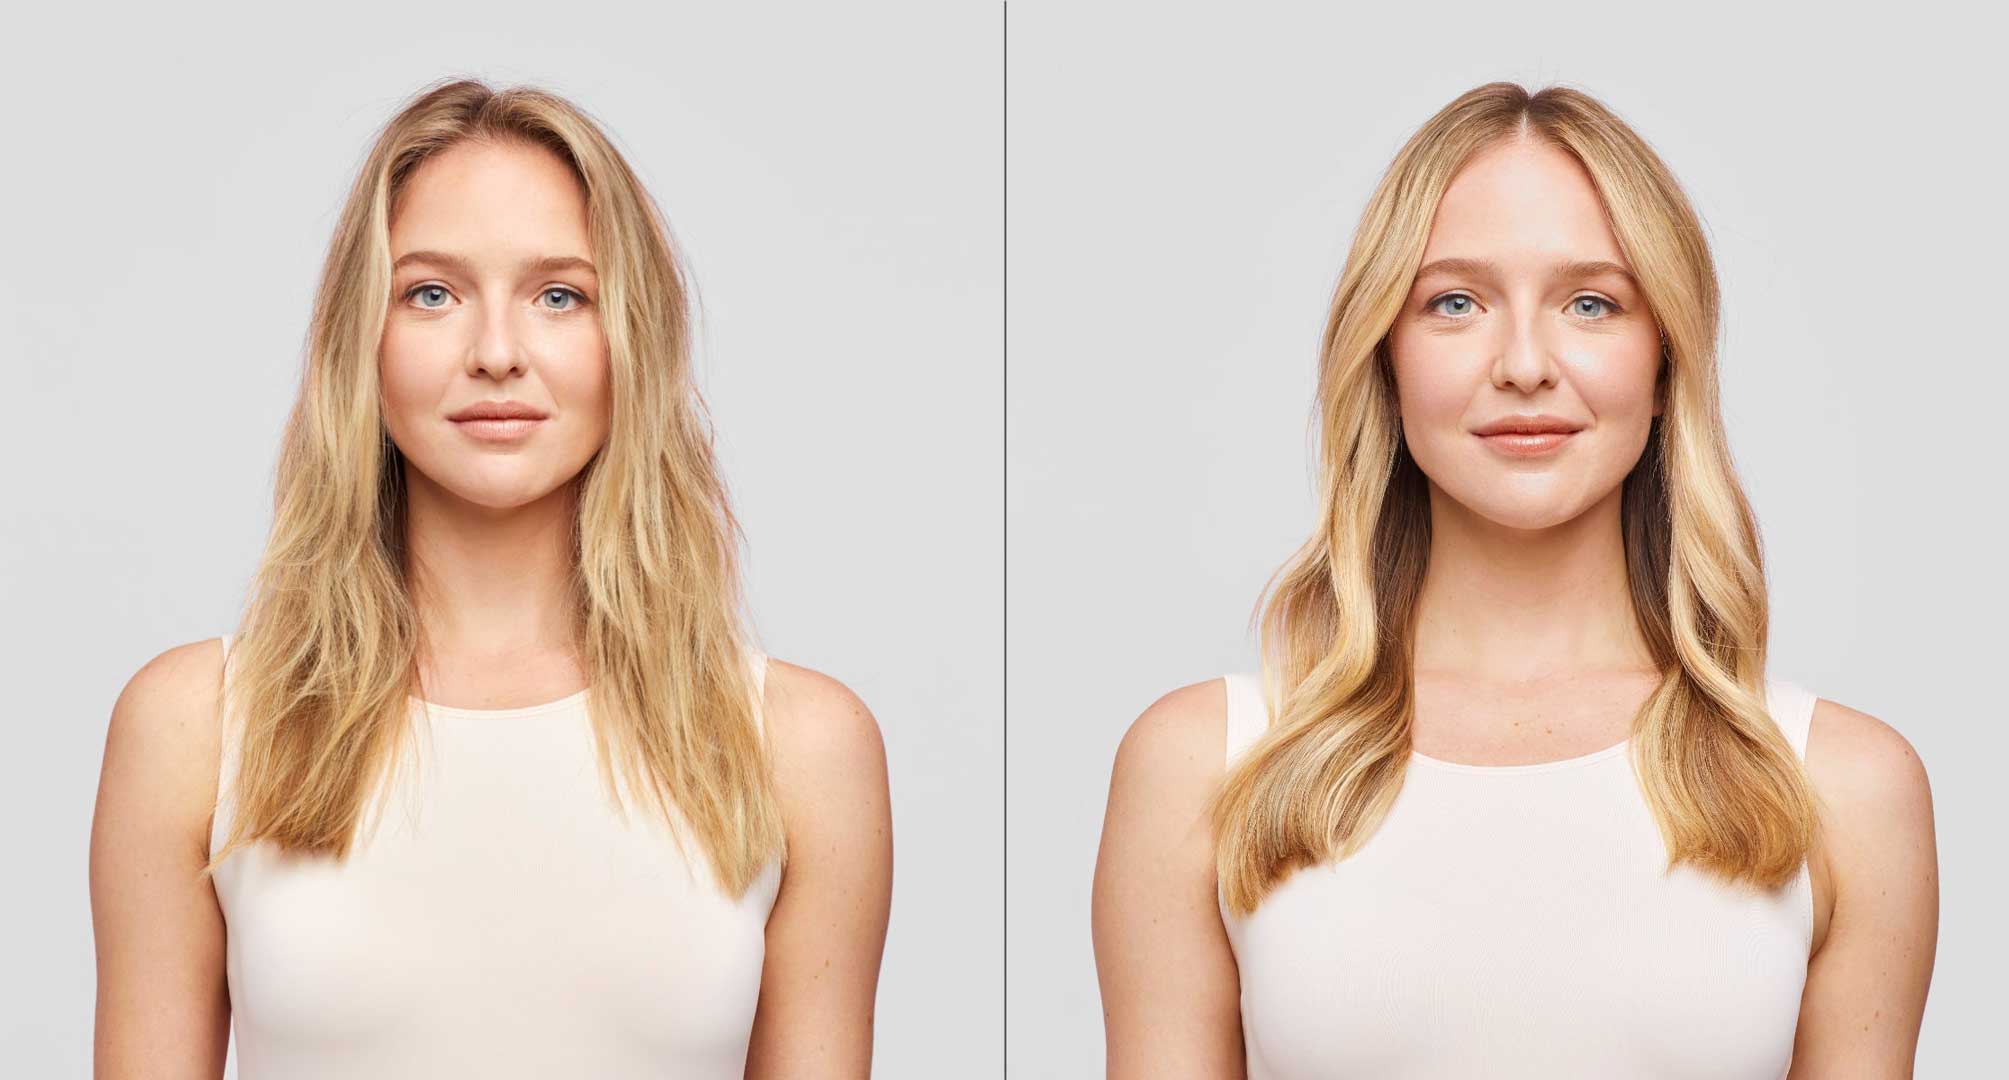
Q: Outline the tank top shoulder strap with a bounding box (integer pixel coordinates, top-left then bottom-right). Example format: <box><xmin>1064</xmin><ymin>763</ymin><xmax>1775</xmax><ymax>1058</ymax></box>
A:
<box><xmin>216</xmin><ymin>632</ymin><xmax>237</xmax><ymax>749</ymax></box>
<box><xmin>212</xmin><ymin>632</ymin><xmax>241</xmax><ymax>857</ymax></box>
<box><xmin>1221</xmin><ymin>671</ymin><xmax>1270</xmax><ymax>768</ymax></box>
<box><xmin>1763</xmin><ymin>676</ymin><xmax>1819</xmax><ymax>762</ymax></box>
<box><xmin>748</xmin><ymin>649</ymin><xmax>771</xmax><ymax>738</ymax></box>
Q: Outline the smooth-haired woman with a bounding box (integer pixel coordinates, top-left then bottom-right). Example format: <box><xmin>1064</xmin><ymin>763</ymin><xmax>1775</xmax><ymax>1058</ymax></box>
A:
<box><xmin>1093</xmin><ymin>82</ymin><xmax>1936</xmax><ymax>1078</ymax></box>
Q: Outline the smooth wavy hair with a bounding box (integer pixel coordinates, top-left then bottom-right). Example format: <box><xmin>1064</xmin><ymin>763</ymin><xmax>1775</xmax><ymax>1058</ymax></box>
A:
<box><xmin>1211</xmin><ymin>82</ymin><xmax>1819</xmax><ymax>916</ymax></box>
<box><xmin>201</xmin><ymin>78</ymin><xmax>783</xmax><ymax>896</ymax></box>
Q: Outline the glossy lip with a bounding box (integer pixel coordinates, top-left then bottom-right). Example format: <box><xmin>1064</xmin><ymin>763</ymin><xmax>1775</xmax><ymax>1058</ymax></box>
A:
<box><xmin>1472</xmin><ymin>413</ymin><xmax>1584</xmax><ymax>459</ymax></box>
<box><xmin>1479</xmin><ymin>430</ymin><xmax>1575</xmax><ymax>458</ymax></box>
<box><xmin>1471</xmin><ymin>413</ymin><xmax>1585</xmax><ymax>436</ymax></box>
<box><xmin>448</xmin><ymin>400</ymin><xmax>548</xmax><ymax>422</ymax></box>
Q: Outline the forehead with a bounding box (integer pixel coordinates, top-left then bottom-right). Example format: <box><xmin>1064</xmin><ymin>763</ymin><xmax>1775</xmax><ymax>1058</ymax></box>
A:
<box><xmin>389</xmin><ymin>139</ymin><xmax>589</xmax><ymax>255</ymax></box>
<box><xmin>1419</xmin><ymin>136</ymin><xmax>1626</xmax><ymax>267</ymax></box>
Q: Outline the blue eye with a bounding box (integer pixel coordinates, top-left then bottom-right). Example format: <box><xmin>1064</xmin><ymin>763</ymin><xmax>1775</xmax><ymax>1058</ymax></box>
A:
<box><xmin>1571</xmin><ymin>295</ymin><xmax>1617</xmax><ymax>318</ymax></box>
<box><xmin>1429</xmin><ymin>293</ymin><xmax>1475</xmax><ymax>317</ymax></box>
<box><xmin>408</xmin><ymin>284</ymin><xmax>452</xmax><ymax>309</ymax></box>
<box><xmin>540</xmin><ymin>286</ymin><xmax>586</xmax><ymax>311</ymax></box>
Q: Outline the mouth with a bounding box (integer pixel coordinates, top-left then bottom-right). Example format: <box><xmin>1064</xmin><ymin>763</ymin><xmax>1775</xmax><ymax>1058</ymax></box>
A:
<box><xmin>451</xmin><ymin>416</ymin><xmax>545</xmax><ymax>442</ymax></box>
<box><xmin>1476</xmin><ymin>430</ymin><xmax>1576</xmax><ymax>458</ymax></box>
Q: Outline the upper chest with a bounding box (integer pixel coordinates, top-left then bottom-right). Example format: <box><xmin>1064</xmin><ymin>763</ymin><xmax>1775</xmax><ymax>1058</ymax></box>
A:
<box><xmin>416</xmin><ymin>651</ymin><xmax>589</xmax><ymax>711</ymax></box>
<box><xmin>1405</xmin><ymin>670</ymin><xmax>1659</xmax><ymax>766</ymax></box>
<box><xmin>1224</xmin><ymin>759</ymin><xmax>1813</xmax><ymax>1078</ymax></box>
<box><xmin>1405</xmin><ymin>673</ymin><xmax>1836</xmax><ymax>947</ymax></box>
<box><xmin>210</xmin><ymin>709</ymin><xmax>779</xmax><ymax>1068</ymax></box>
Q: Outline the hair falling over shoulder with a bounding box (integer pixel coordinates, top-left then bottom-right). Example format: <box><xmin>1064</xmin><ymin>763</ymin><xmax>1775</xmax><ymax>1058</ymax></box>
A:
<box><xmin>1209</xmin><ymin>82</ymin><xmax>1819</xmax><ymax>917</ymax></box>
<box><xmin>203</xmin><ymin>78</ymin><xmax>784</xmax><ymax>896</ymax></box>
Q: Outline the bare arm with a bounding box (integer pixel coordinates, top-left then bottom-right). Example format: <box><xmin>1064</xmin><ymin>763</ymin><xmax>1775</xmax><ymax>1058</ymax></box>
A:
<box><xmin>89</xmin><ymin>638</ymin><xmax>232</xmax><ymax>1078</ymax></box>
<box><xmin>743</xmin><ymin>660</ymin><xmax>893</xmax><ymax>1080</ymax></box>
<box><xmin>1788</xmin><ymin>698</ymin><xmax>1939</xmax><ymax>1078</ymax></box>
<box><xmin>1091</xmin><ymin>679</ymin><xmax>1245</xmax><ymax>1078</ymax></box>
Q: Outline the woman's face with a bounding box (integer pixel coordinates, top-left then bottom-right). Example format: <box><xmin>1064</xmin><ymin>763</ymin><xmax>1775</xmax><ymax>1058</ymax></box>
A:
<box><xmin>380</xmin><ymin>138</ymin><xmax>609</xmax><ymax>513</ymax></box>
<box><xmin>1385</xmin><ymin>136</ymin><xmax>1663</xmax><ymax>533</ymax></box>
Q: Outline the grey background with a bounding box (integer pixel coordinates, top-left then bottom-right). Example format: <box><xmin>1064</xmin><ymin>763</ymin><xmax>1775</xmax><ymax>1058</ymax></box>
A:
<box><xmin>3</xmin><ymin>2</ymin><xmax>999</xmax><ymax>1076</ymax></box>
<box><xmin>1006</xmin><ymin>3</ymin><xmax>2004</xmax><ymax>1075</ymax></box>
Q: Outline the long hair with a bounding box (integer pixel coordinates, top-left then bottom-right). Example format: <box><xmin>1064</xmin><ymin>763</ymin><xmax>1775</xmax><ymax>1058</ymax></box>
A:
<box><xmin>1211</xmin><ymin>82</ymin><xmax>1818</xmax><ymax>916</ymax></box>
<box><xmin>202</xmin><ymin>78</ymin><xmax>784</xmax><ymax>896</ymax></box>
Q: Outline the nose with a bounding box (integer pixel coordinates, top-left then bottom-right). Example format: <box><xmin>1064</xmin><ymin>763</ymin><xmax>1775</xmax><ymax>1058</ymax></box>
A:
<box><xmin>1489</xmin><ymin>310</ymin><xmax>1560</xmax><ymax>394</ymax></box>
<box><xmin>467</xmin><ymin>303</ymin><xmax>528</xmax><ymax>381</ymax></box>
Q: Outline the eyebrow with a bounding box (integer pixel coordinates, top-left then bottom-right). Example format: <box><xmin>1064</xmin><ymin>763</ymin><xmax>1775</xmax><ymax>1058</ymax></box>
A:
<box><xmin>1412</xmin><ymin>256</ymin><xmax>1636</xmax><ymax>288</ymax></box>
<box><xmin>391</xmin><ymin>250</ymin><xmax>598</xmax><ymax>278</ymax></box>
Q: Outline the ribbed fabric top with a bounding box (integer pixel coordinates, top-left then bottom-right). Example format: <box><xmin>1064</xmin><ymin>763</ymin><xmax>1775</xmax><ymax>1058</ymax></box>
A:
<box><xmin>208</xmin><ymin>633</ymin><xmax>780</xmax><ymax>1079</ymax></box>
<box><xmin>1219</xmin><ymin>674</ymin><xmax>1817</xmax><ymax>1079</ymax></box>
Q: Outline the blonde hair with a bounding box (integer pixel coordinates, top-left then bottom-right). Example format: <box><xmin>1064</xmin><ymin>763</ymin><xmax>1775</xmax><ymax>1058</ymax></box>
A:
<box><xmin>1211</xmin><ymin>82</ymin><xmax>1818</xmax><ymax>916</ymax></box>
<box><xmin>202</xmin><ymin>77</ymin><xmax>783</xmax><ymax>896</ymax></box>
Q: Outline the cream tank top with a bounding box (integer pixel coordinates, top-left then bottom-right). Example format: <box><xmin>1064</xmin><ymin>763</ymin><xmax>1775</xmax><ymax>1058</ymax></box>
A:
<box><xmin>1219</xmin><ymin>673</ymin><xmax>1817</xmax><ymax>1079</ymax></box>
<box><xmin>209</xmin><ymin>633</ymin><xmax>781</xmax><ymax>1079</ymax></box>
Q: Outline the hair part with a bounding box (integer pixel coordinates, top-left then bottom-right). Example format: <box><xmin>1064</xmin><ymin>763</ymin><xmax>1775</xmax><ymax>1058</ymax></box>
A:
<box><xmin>1211</xmin><ymin>81</ymin><xmax>1819</xmax><ymax>916</ymax></box>
<box><xmin>203</xmin><ymin>77</ymin><xmax>784</xmax><ymax>896</ymax></box>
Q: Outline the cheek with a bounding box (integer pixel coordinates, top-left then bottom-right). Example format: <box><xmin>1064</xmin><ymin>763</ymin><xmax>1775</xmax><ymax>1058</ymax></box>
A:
<box><xmin>550</xmin><ymin>344</ymin><xmax>613</xmax><ymax>437</ymax></box>
<box><xmin>376</xmin><ymin>329</ymin><xmax>434</xmax><ymax>429</ymax></box>
<box><xmin>1386</xmin><ymin>331</ymin><xmax>1471</xmax><ymax>425</ymax></box>
<box><xmin>571</xmin><ymin>334</ymin><xmax>611</xmax><ymax>401</ymax></box>
<box><xmin>1558</xmin><ymin>337</ymin><xmax>1660</xmax><ymax>416</ymax></box>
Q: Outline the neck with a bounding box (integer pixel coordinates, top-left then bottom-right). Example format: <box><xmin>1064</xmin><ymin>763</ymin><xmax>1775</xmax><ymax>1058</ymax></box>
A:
<box><xmin>1409</xmin><ymin>481</ymin><xmax>1655</xmax><ymax>684</ymax></box>
<box><xmin>400</xmin><ymin>464</ymin><xmax>581</xmax><ymax>668</ymax></box>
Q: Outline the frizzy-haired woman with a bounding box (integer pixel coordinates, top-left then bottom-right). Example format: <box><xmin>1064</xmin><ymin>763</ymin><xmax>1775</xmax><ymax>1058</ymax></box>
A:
<box><xmin>1092</xmin><ymin>82</ymin><xmax>1935</xmax><ymax>1078</ymax></box>
<box><xmin>90</xmin><ymin>79</ymin><xmax>891</xmax><ymax>1078</ymax></box>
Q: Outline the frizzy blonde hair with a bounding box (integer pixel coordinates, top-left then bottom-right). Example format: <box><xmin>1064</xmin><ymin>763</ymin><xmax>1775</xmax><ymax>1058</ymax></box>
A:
<box><xmin>202</xmin><ymin>77</ymin><xmax>783</xmax><ymax>896</ymax></box>
<box><xmin>1211</xmin><ymin>81</ymin><xmax>1818</xmax><ymax>916</ymax></box>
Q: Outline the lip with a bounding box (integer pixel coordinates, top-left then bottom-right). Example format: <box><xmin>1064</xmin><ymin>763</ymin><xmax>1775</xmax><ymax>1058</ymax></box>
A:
<box><xmin>1478</xmin><ymin>430</ymin><xmax>1576</xmax><ymax>457</ymax></box>
<box><xmin>448</xmin><ymin>401</ymin><xmax>548</xmax><ymax>422</ymax></box>
<box><xmin>1471</xmin><ymin>414</ymin><xmax>1584</xmax><ymax>437</ymax></box>
<box><xmin>1471</xmin><ymin>413</ymin><xmax>1583</xmax><ymax>459</ymax></box>
<box><xmin>452</xmin><ymin>416</ymin><xmax>545</xmax><ymax>443</ymax></box>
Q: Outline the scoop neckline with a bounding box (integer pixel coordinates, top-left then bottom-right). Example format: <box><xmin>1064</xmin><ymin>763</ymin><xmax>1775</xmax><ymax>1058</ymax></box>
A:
<box><xmin>1408</xmin><ymin>735</ymin><xmax>1632</xmax><ymax>775</ymax></box>
<box><xmin>408</xmin><ymin>686</ymin><xmax>590</xmax><ymax>719</ymax></box>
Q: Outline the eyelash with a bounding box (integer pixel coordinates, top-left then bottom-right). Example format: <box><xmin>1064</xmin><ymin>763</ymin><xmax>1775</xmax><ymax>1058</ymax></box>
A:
<box><xmin>402</xmin><ymin>283</ymin><xmax>590</xmax><ymax>313</ymax></box>
<box><xmin>1425</xmin><ymin>291</ymin><xmax>1622</xmax><ymax>320</ymax></box>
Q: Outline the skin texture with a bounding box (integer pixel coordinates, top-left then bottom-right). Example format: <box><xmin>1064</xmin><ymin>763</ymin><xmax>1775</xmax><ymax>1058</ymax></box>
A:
<box><xmin>89</xmin><ymin>138</ymin><xmax>893</xmax><ymax>1077</ymax></box>
<box><xmin>1092</xmin><ymin>136</ymin><xmax>1937</xmax><ymax>1078</ymax></box>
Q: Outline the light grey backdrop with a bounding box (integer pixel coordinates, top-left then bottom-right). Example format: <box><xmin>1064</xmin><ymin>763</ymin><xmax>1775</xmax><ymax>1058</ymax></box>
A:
<box><xmin>3</xmin><ymin>2</ymin><xmax>1000</xmax><ymax>1076</ymax></box>
<box><xmin>1006</xmin><ymin>3</ymin><xmax>2004</xmax><ymax>1075</ymax></box>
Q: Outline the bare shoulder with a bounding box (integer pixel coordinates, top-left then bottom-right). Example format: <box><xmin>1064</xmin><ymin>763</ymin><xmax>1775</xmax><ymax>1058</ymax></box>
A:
<box><xmin>1094</xmin><ymin>679</ymin><xmax>1245</xmax><ymax>1076</ymax></box>
<box><xmin>758</xmin><ymin>658</ymin><xmax>888</xmax><ymax>827</ymax></box>
<box><xmin>1113</xmin><ymin>678</ymin><xmax>1230</xmax><ymax>780</ymax></box>
<box><xmin>91</xmin><ymin>637</ymin><xmax>235</xmax><ymax>1075</ymax></box>
<box><xmin>756</xmin><ymin>657</ymin><xmax>891</xmax><ymax>921</ymax></box>
<box><xmin>116</xmin><ymin>636</ymin><xmax>228</xmax><ymax>716</ymax></box>
<box><xmin>95</xmin><ymin>636</ymin><xmax>230</xmax><ymax>866</ymax></box>
<box><xmin>1105</xmin><ymin>678</ymin><xmax>1232</xmax><ymax>824</ymax></box>
<box><xmin>105</xmin><ymin>639</ymin><xmax>229</xmax><ymax>802</ymax></box>
<box><xmin>1787</xmin><ymin>697</ymin><xmax>1938</xmax><ymax>1069</ymax></box>
<box><xmin>1803</xmin><ymin>696</ymin><xmax>1936</xmax><ymax>904</ymax></box>
<box><xmin>760</xmin><ymin>657</ymin><xmax>885</xmax><ymax>767</ymax></box>
<box><xmin>1804</xmin><ymin>696</ymin><xmax>1934</xmax><ymax>827</ymax></box>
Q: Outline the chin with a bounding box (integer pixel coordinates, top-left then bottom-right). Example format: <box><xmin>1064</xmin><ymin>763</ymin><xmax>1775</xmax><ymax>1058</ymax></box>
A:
<box><xmin>441</xmin><ymin>477</ymin><xmax>560</xmax><ymax>512</ymax></box>
<box><xmin>1484</xmin><ymin>510</ymin><xmax>1581</xmax><ymax>533</ymax></box>
<box><xmin>1452</xmin><ymin>492</ymin><xmax>1587</xmax><ymax>533</ymax></box>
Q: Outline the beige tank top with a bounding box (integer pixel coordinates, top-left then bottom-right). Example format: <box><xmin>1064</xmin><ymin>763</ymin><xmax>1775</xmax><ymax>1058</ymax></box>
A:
<box><xmin>1219</xmin><ymin>673</ymin><xmax>1816</xmax><ymax>1079</ymax></box>
<box><xmin>209</xmin><ymin>633</ymin><xmax>780</xmax><ymax>1078</ymax></box>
